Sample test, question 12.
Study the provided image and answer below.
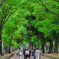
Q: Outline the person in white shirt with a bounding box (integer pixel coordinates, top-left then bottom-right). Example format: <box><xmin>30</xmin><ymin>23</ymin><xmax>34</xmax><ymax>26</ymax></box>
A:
<box><xmin>25</xmin><ymin>49</ymin><xmax>30</xmax><ymax>59</ymax></box>
<box><xmin>35</xmin><ymin>48</ymin><xmax>40</xmax><ymax>59</ymax></box>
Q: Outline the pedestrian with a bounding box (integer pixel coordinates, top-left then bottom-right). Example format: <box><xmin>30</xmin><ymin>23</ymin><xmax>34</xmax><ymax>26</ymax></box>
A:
<box><xmin>28</xmin><ymin>49</ymin><xmax>31</xmax><ymax>59</ymax></box>
<box><xmin>16</xmin><ymin>48</ymin><xmax>20</xmax><ymax>59</ymax></box>
<box><xmin>39</xmin><ymin>49</ymin><xmax>42</xmax><ymax>59</ymax></box>
<box><xmin>31</xmin><ymin>50</ymin><xmax>33</xmax><ymax>56</ymax></box>
<box><xmin>33</xmin><ymin>49</ymin><xmax>36</xmax><ymax>59</ymax></box>
<box><xmin>23</xmin><ymin>48</ymin><xmax>26</xmax><ymax>59</ymax></box>
<box><xmin>35</xmin><ymin>48</ymin><xmax>40</xmax><ymax>59</ymax></box>
<box><xmin>25</xmin><ymin>49</ymin><xmax>29</xmax><ymax>59</ymax></box>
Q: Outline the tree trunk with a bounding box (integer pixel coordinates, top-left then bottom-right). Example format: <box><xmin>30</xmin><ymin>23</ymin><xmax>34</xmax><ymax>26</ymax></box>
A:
<box><xmin>0</xmin><ymin>27</ymin><xmax>2</xmax><ymax>55</ymax></box>
<box><xmin>10</xmin><ymin>36</ymin><xmax>13</xmax><ymax>52</ymax></box>
<box><xmin>41</xmin><ymin>39</ymin><xmax>46</xmax><ymax>53</ymax></box>
<box><xmin>32</xmin><ymin>42</ymin><xmax>33</xmax><ymax>49</ymax></box>
<box><xmin>38</xmin><ymin>46</ymin><xmax>39</xmax><ymax>49</ymax></box>
<box><xmin>0</xmin><ymin>17</ymin><xmax>4</xmax><ymax>55</ymax></box>
<box><xmin>9</xmin><ymin>46</ymin><xmax>11</xmax><ymax>53</ymax></box>
<box><xmin>42</xmin><ymin>44</ymin><xmax>45</xmax><ymax>53</ymax></box>
<box><xmin>49</xmin><ymin>40</ymin><xmax>53</xmax><ymax>53</ymax></box>
<box><xmin>9</xmin><ymin>36</ymin><xmax>13</xmax><ymax>53</ymax></box>
<box><xmin>34</xmin><ymin>44</ymin><xmax>36</xmax><ymax>49</ymax></box>
<box><xmin>29</xmin><ymin>44</ymin><xmax>31</xmax><ymax>49</ymax></box>
<box><xmin>38</xmin><ymin>43</ymin><xmax>40</xmax><ymax>49</ymax></box>
<box><xmin>0</xmin><ymin>34</ymin><xmax>2</xmax><ymax>55</ymax></box>
<box><xmin>55</xmin><ymin>40</ymin><xmax>58</xmax><ymax>54</ymax></box>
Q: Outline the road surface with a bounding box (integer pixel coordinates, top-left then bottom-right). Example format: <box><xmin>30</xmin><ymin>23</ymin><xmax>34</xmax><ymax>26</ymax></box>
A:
<box><xmin>10</xmin><ymin>52</ymin><xmax>50</xmax><ymax>59</ymax></box>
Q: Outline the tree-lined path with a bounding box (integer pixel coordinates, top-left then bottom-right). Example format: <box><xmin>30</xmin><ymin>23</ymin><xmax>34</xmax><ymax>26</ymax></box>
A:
<box><xmin>0</xmin><ymin>0</ymin><xmax>59</xmax><ymax>56</ymax></box>
<box><xmin>10</xmin><ymin>52</ymin><xmax>50</xmax><ymax>59</ymax></box>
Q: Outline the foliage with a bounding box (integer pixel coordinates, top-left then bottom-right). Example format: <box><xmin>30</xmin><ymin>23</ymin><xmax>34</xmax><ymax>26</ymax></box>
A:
<box><xmin>0</xmin><ymin>0</ymin><xmax>59</xmax><ymax>50</ymax></box>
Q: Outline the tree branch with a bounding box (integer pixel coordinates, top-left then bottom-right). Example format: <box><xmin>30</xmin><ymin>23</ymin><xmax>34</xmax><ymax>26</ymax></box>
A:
<box><xmin>2</xmin><ymin>8</ymin><xmax>19</xmax><ymax>27</ymax></box>
<box><xmin>0</xmin><ymin>0</ymin><xmax>6</xmax><ymax>4</ymax></box>
<box><xmin>0</xmin><ymin>0</ymin><xmax>6</xmax><ymax>7</ymax></box>
<box><xmin>39</xmin><ymin>0</ymin><xmax>59</xmax><ymax>17</ymax></box>
<box><xmin>3</xmin><ymin>6</ymin><xmax>11</xmax><ymax>21</ymax></box>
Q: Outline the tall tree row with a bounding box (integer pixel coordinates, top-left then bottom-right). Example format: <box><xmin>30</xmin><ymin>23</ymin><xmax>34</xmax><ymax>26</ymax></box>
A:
<box><xmin>0</xmin><ymin>0</ymin><xmax>59</xmax><ymax>54</ymax></box>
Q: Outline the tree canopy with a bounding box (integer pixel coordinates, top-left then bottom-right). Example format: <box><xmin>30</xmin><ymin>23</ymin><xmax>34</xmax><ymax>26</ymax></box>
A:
<box><xmin>0</xmin><ymin>0</ymin><xmax>59</xmax><ymax>54</ymax></box>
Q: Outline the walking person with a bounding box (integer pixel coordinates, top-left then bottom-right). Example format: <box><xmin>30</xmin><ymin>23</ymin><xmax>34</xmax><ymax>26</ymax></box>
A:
<box><xmin>28</xmin><ymin>49</ymin><xmax>31</xmax><ymax>59</ymax></box>
<box><xmin>25</xmin><ymin>49</ymin><xmax>29</xmax><ymax>59</ymax></box>
<box><xmin>39</xmin><ymin>49</ymin><xmax>42</xmax><ymax>59</ymax></box>
<box><xmin>35</xmin><ymin>48</ymin><xmax>40</xmax><ymax>59</ymax></box>
<box><xmin>16</xmin><ymin>48</ymin><xmax>20</xmax><ymax>59</ymax></box>
<box><xmin>33</xmin><ymin>49</ymin><xmax>36</xmax><ymax>59</ymax></box>
<box><xmin>23</xmin><ymin>48</ymin><xmax>26</xmax><ymax>59</ymax></box>
<box><xmin>31</xmin><ymin>50</ymin><xmax>33</xmax><ymax>56</ymax></box>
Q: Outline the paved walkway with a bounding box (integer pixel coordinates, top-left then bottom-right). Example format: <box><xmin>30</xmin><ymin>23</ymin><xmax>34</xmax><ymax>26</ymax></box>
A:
<box><xmin>10</xmin><ymin>52</ymin><xmax>51</xmax><ymax>59</ymax></box>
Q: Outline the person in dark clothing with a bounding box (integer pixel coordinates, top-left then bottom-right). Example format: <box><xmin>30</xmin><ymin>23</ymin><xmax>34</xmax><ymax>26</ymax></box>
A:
<box><xmin>33</xmin><ymin>49</ymin><xmax>36</xmax><ymax>59</ymax></box>
<box><xmin>25</xmin><ymin>49</ymin><xmax>30</xmax><ymax>59</ymax></box>
<box><xmin>23</xmin><ymin>48</ymin><xmax>26</xmax><ymax>59</ymax></box>
<box><xmin>28</xmin><ymin>49</ymin><xmax>31</xmax><ymax>59</ymax></box>
<box><xmin>31</xmin><ymin>50</ymin><xmax>33</xmax><ymax>56</ymax></box>
<box><xmin>25</xmin><ymin>49</ymin><xmax>28</xmax><ymax>59</ymax></box>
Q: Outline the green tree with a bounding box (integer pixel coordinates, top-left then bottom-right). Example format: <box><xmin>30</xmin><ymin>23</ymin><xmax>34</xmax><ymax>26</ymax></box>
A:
<box><xmin>0</xmin><ymin>0</ymin><xmax>59</xmax><ymax>54</ymax></box>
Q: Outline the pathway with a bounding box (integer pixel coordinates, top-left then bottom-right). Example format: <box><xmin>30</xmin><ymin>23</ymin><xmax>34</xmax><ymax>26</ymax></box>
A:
<box><xmin>10</xmin><ymin>52</ymin><xmax>51</xmax><ymax>59</ymax></box>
